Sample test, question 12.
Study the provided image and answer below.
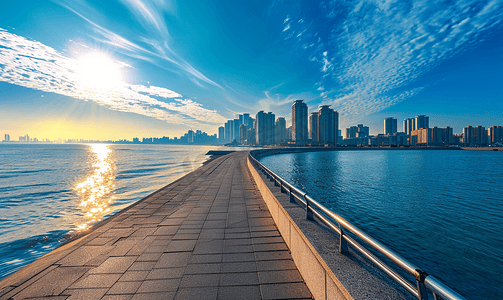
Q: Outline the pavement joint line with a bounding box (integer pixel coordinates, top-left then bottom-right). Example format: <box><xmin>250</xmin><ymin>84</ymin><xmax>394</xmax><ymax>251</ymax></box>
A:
<box><xmin>0</xmin><ymin>152</ymin><xmax>314</xmax><ymax>299</ymax></box>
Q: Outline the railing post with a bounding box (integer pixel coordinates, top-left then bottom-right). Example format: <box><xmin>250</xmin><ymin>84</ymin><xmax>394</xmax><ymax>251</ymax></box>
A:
<box><xmin>305</xmin><ymin>194</ymin><xmax>313</xmax><ymax>220</ymax></box>
<box><xmin>289</xmin><ymin>186</ymin><xmax>295</xmax><ymax>203</ymax></box>
<box><xmin>339</xmin><ymin>224</ymin><xmax>348</xmax><ymax>253</ymax></box>
<box><xmin>280</xmin><ymin>181</ymin><xmax>283</xmax><ymax>193</ymax></box>
<box><xmin>415</xmin><ymin>270</ymin><xmax>429</xmax><ymax>300</ymax></box>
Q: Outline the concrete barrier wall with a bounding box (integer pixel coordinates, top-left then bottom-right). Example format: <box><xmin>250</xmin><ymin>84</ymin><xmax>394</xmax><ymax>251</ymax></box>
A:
<box><xmin>247</xmin><ymin>157</ymin><xmax>352</xmax><ymax>300</ymax></box>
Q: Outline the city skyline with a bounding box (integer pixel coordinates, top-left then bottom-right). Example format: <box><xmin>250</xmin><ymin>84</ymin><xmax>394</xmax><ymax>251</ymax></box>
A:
<box><xmin>1</xmin><ymin>1</ymin><xmax>503</xmax><ymax>141</ymax></box>
<box><xmin>5</xmin><ymin>107</ymin><xmax>502</xmax><ymax>148</ymax></box>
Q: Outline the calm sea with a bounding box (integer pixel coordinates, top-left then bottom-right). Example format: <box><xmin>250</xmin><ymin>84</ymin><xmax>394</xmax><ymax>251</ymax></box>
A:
<box><xmin>260</xmin><ymin>150</ymin><xmax>503</xmax><ymax>300</ymax></box>
<box><xmin>0</xmin><ymin>143</ymin><xmax>224</xmax><ymax>279</ymax></box>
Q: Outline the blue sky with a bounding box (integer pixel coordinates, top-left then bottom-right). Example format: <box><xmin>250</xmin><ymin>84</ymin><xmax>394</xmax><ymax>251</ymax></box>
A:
<box><xmin>1</xmin><ymin>0</ymin><xmax>502</xmax><ymax>140</ymax></box>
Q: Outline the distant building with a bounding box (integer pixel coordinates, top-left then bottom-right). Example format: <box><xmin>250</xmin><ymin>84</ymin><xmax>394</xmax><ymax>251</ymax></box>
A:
<box><xmin>403</xmin><ymin>118</ymin><xmax>415</xmax><ymax>135</ymax></box>
<box><xmin>4</xmin><ymin>134</ymin><xmax>10</xmax><ymax>142</ymax></box>
<box><xmin>473</xmin><ymin>126</ymin><xmax>486</xmax><ymax>146</ymax></box>
<box><xmin>187</xmin><ymin>130</ymin><xmax>195</xmax><ymax>143</ymax></box>
<box><xmin>239</xmin><ymin>124</ymin><xmax>247</xmax><ymax>144</ymax></box>
<box><xmin>218</xmin><ymin>126</ymin><xmax>225</xmax><ymax>143</ymax></box>
<box><xmin>225</xmin><ymin>120</ymin><xmax>232</xmax><ymax>143</ymax></box>
<box><xmin>384</xmin><ymin>117</ymin><xmax>397</xmax><ymax>135</ymax></box>
<box><xmin>410</xmin><ymin>126</ymin><xmax>453</xmax><ymax>146</ymax></box>
<box><xmin>415</xmin><ymin>115</ymin><xmax>429</xmax><ymax>130</ymax></box>
<box><xmin>489</xmin><ymin>126</ymin><xmax>503</xmax><ymax>145</ymax></box>
<box><xmin>318</xmin><ymin>105</ymin><xmax>338</xmax><ymax>145</ymax></box>
<box><xmin>292</xmin><ymin>100</ymin><xmax>308</xmax><ymax>144</ymax></box>
<box><xmin>309</xmin><ymin>112</ymin><xmax>318</xmax><ymax>142</ymax></box>
<box><xmin>255</xmin><ymin>111</ymin><xmax>276</xmax><ymax>145</ymax></box>
<box><xmin>346</xmin><ymin>124</ymin><xmax>369</xmax><ymax>139</ymax></box>
<box><xmin>275</xmin><ymin>117</ymin><xmax>287</xmax><ymax>144</ymax></box>
<box><xmin>462</xmin><ymin>126</ymin><xmax>474</xmax><ymax>146</ymax></box>
<box><xmin>232</xmin><ymin>119</ymin><xmax>240</xmax><ymax>142</ymax></box>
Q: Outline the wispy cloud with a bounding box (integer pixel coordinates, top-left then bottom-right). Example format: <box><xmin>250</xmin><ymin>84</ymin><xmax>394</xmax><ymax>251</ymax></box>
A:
<box><xmin>0</xmin><ymin>29</ymin><xmax>226</xmax><ymax>125</ymax></box>
<box><xmin>55</xmin><ymin>0</ymin><xmax>221</xmax><ymax>89</ymax></box>
<box><xmin>278</xmin><ymin>0</ymin><xmax>503</xmax><ymax>125</ymax></box>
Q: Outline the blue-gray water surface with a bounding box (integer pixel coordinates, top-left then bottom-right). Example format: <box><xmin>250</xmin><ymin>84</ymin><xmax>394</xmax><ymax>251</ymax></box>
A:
<box><xmin>0</xmin><ymin>143</ymin><xmax>224</xmax><ymax>279</ymax></box>
<box><xmin>260</xmin><ymin>150</ymin><xmax>503</xmax><ymax>300</ymax></box>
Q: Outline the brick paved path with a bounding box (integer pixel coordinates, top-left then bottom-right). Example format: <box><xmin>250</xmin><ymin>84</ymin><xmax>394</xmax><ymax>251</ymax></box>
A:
<box><xmin>0</xmin><ymin>152</ymin><xmax>312</xmax><ymax>300</ymax></box>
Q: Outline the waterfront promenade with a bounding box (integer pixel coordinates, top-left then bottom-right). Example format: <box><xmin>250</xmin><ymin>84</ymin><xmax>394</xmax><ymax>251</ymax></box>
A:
<box><xmin>0</xmin><ymin>152</ymin><xmax>312</xmax><ymax>300</ymax></box>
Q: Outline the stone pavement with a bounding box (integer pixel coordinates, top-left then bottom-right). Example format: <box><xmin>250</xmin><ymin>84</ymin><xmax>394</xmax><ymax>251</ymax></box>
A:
<box><xmin>0</xmin><ymin>152</ymin><xmax>312</xmax><ymax>300</ymax></box>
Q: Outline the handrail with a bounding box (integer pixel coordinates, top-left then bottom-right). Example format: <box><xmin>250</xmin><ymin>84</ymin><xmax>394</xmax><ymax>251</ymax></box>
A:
<box><xmin>248</xmin><ymin>151</ymin><xmax>467</xmax><ymax>300</ymax></box>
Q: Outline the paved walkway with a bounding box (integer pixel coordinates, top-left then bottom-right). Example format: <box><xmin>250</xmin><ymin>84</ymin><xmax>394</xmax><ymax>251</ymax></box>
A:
<box><xmin>0</xmin><ymin>152</ymin><xmax>312</xmax><ymax>300</ymax></box>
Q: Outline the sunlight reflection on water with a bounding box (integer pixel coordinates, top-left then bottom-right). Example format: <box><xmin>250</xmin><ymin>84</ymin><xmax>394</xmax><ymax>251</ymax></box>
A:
<box><xmin>74</xmin><ymin>144</ymin><xmax>115</xmax><ymax>231</ymax></box>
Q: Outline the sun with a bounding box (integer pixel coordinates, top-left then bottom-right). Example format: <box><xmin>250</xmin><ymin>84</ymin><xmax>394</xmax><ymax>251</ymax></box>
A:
<box><xmin>76</xmin><ymin>52</ymin><xmax>123</xmax><ymax>90</ymax></box>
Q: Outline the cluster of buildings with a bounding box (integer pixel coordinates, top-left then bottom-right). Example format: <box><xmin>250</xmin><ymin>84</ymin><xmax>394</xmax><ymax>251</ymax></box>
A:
<box><xmin>217</xmin><ymin>100</ymin><xmax>339</xmax><ymax>146</ymax></box>
<box><xmin>4</xmin><ymin>101</ymin><xmax>503</xmax><ymax>147</ymax></box>
<box><xmin>341</xmin><ymin>115</ymin><xmax>503</xmax><ymax>147</ymax></box>
<box><xmin>133</xmin><ymin>130</ymin><xmax>218</xmax><ymax>145</ymax></box>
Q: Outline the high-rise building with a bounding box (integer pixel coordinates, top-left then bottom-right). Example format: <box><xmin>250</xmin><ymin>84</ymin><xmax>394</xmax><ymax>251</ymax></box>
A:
<box><xmin>489</xmin><ymin>126</ymin><xmax>503</xmax><ymax>144</ymax></box>
<box><xmin>384</xmin><ymin>117</ymin><xmax>397</xmax><ymax>135</ymax></box>
<box><xmin>187</xmin><ymin>130</ymin><xmax>195</xmax><ymax>143</ymax></box>
<box><xmin>443</xmin><ymin>126</ymin><xmax>454</xmax><ymax>145</ymax></box>
<box><xmin>239</xmin><ymin>124</ymin><xmax>247</xmax><ymax>144</ymax></box>
<box><xmin>463</xmin><ymin>126</ymin><xmax>474</xmax><ymax>146</ymax></box>
<box><xmin>403</xmin><ymin>118</ymin><xmax>415</xmax><ymax>135</ymax></box>
<box><xmin>415</xmin><ymin>115</ymin><xmax>429</xmax><ymax>130</ymax></box>
<box><xmin>309</xmin><ymin>112</ymin><xmax>318</xmax><ymax>142</ymax></box>
<box><xmin>318</xmin><ymin>105</ymin><xmax>338</xmax><ymax>145</ymax></box>
<box><xmin>233</xmin><ymin>119</ymin><xmax>240</xmax><ymax>142</ymax></box>
<box><xmin>346</xmin><ymin>124</ymin><xmax>369</xmax><ymax>139</ymax></box>
<box><xmin>218</xmin><ymin>126</ymin><xmax>225</xmax><ymax>143</ymax></box>
<box><xmin>474</xmin><ymin>126</ymin><xmax>486</xmax><ymax>146</ymax></box>
<box><xmin>275</xmin><ymin>117</ymin><xmax>287</xmax><ymax>144</ymax></box>
<box><xmin>242</xmin><ymin>113</ymin><xmax>251</xmax><ymax>128</ymax></box>
<box><xmin>255</xmin><ymin>111</ymin><xmax>276</xmax><ymax>145</ymax></box>
<box><xmin>4</xmin><ymin>134</ymin><xmax>10</xmax><ymax>142</ymax></box>
<box><xmin>291</xmin><ymin>100</ymin><xmax>308</xmax><ymax>144</ymax></box>
<box><xmin>225</xmin><ymin>120</ymin><xmax>232</xmax><ymax>142</ymax></box>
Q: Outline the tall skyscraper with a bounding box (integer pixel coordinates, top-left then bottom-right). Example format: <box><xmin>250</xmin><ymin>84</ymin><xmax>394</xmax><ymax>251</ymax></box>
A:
<box><xmin>239</xmin><ymin>124</ymin><xmax>247</xmax><ymax>144</ymax></box>
<box><xmin>444</xmin><ymin>127</ymin><xmax>454</xmax><ymax>145</ymax></box>
<box><xmin>4</xmin><ymin>134</ymin><xmax>10</xmax><ymax>142</ymax></box>
<box><xmin>346</xmin><ymin>124</ymin><xmax>369</xmax><ymax>139</ymax></box>
<box><xmin>233</xmin><ymin>119</ymin><xmax>240</xmax><ymax>142</ymax></box>
<box><xmin>463</xmin><ymin>126</ymin><xmax>474</xmax><ymax>146</ymax></box>
<box><xmin>243</xmin><ymin>113</ymin><xmax>251</xmax><ymax>128</ymax></box>
<box><xmin>218</xmin><ymin>126</ymin><xmax>224</xmax><ymax>143</ymax></box>
<box><xmin>489</xmin><ymin>126</ymin><xmax>503</xmax><ymax>144</ymax></box>
<box><xmin>275</xmin><ymin>117</ymin><xmax>287</xmax><ymax>144</ymax></box>
<box><xmin>291</xmin><ymin>100</ymin><xmax>308</xmax><ymax>144</ymax></box>
<box><xmin>415</xmin><ymin>115</ymin><xmax>429</xmax><ymax>130</ymax></box>
<box><xmin>474</xmin><ymin>126</ymin><xmax>486</xmax><ymax>146</ymax></box>
<box><xmin>384</xmin><ymin>117</ymin><xmax>397</xmax><ymax>135</ymax></box>
<box><xmin>255</xmin><ymin>111</ymin><xmax>276</xmax><ymax>145</ymax></box>
<box><xmin>318</xmin><ymin>105</ymin><xmax>338</xmax><ymax>145</ymax></box>
<box><xmin>187</xmin><ymin>130</ymin><xmax>195</xmax><ymax>143</ymax></box>
<box><xmin>309</xmin><ymin>112</ymin><xmax>318</xmax><ymax>142</ymax></box>
<box><xmin>403</xmin><ymin>118</ymin><xmax>415</xmax><ymax>135</ymax></box>
<box><xmin>225</xmin><ymin>120</ymin><xmax>232</xmax><ymax>142</ymax></box>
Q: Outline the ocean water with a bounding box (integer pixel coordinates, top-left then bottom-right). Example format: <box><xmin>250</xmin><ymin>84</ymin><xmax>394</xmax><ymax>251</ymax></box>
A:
<box><xmin>0</xmin><ymin>143</ymin><xmax>224</xmax><ymax>279</ymax></box>
<box><xmin>260</xmin><ymin>150</ymin><xmax>503</xmax><ymax>300</ymax></box>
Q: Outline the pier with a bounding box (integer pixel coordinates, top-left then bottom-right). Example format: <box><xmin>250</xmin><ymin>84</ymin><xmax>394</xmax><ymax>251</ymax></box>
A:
<box><xmin>0</xmin><ymin>152</ymin><xmax>312</xmax><ymax>300</ymax></box>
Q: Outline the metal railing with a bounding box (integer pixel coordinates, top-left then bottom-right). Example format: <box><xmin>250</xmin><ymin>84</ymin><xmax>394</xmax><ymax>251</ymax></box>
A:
<box><xmin>248</xmin><ymin>151</ymin><xmax>466</xmax><ymax>300</ymax></box>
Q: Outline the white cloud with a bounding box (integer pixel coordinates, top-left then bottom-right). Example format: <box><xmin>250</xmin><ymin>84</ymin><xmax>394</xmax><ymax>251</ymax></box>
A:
<box><xmin>279</xmin><ymin>0</ymin><xmax>503</xmax><ymax>124</ymax></box>
<box><xmin>129</xmin><ymin>85</ymin><xmax>181</xmax><ymax>98</ymax></box>
<box><xmin>55</xmin><ymin>0</ymin><xmax>221</xmax><ymax>89</ymax></box>
<box><xmin>0</xmin><ymin>29</ymin><xmax>226</xmax><ymax>125</ymax></box>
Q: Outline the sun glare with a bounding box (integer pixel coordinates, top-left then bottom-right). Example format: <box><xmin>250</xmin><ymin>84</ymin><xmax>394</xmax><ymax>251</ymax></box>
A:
<box><xmin>76</xmin><ymin>52</ymin><xmax>123</xmax><ymax>90</ymax></box>
<box><xmin>74</xmin><ymin>144</ymin><xmax>115</xmax><ymax>231</ymax></box>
